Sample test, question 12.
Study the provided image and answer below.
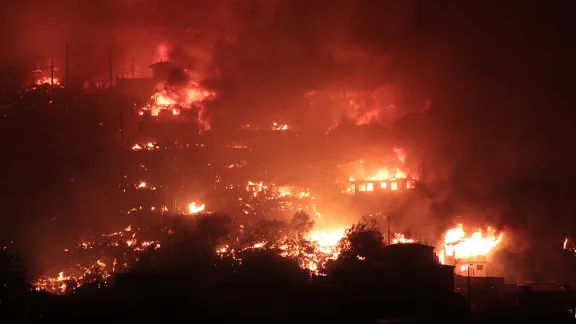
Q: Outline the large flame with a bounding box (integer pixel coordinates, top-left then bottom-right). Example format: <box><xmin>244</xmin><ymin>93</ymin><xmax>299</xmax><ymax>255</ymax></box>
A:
<box><xmin>438</xmin><ymin>224</ymin><xmax>503</xmax><ymax>264</ymax></box>
<box><xmin>188</xmin><ymin>202</ymin><xmax>206</xmax><ymax>214</ymax></box>
<box><xmin>139</xmin><ymin>77</ymin><xmax>215</xmax><ymax>131</ymax></box>
<box><xmin>345</xmin><ymin>147</ymin><xmax>416</xmax><ymax>182</ymax></box>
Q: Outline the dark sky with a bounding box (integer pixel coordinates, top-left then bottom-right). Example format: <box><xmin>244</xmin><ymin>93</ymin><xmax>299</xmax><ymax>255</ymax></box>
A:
<box><xmin>1</xmin><ymin>0</ymin><xmax>575</xmax><ymax>272</ymax></box>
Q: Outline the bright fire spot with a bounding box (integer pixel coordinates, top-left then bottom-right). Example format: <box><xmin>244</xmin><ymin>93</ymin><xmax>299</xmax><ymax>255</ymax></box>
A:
<box><xmin>272</xmin><ymin>122</ymin><xmax>289</xmax><ymax>131</ymax></box>
<box><xmin>438</xmin><ymin>224</ymin><xmax>503</xmax><ymax>264</ymax></box>
<box><xmin>392</xmin><ymin>233</ymin><xmax>415</xmax><ymax>244</ymax></box>
<box><xmin>309</xmin><ymin>229</ymin><xmax>346</xmax><ymax>251</ymax></box>
<box><xmin>188</xmin><ymin>202</ymin><xmax>206</xmax><ymax>214</ymax></box>
<box><xmin>35</xmin><ymin>77</ymin><xmax>60</xmax><ymax>85</ymax></box>
<box><xmin>131</xmin><ymin>142</ymin><xmax>158</xmax><ymax>151</ymax></box>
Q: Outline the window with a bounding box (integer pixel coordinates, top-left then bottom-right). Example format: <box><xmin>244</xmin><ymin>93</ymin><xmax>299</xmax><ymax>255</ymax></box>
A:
<box><xmin>380</xmin><ymin>181</ymin><xmax>387</xmax><ymax>189</ymax></box>
<box><xmin>366</xmin><ymin>182</ymin><xmax>374</xmax><ymax>191</ymax></box>
<box><xmin>476</xmin><ymin>264</ymin><xmax>484</xmax><ymax>271</ymax></box>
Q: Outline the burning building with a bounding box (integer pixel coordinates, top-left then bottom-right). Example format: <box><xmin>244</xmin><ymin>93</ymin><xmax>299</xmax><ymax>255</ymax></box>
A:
<box><xmin>439</xmin><ymin>224</ymin><xmax>504</xmax><ymax>278</ymax></box>
<box><xmin>349</xmin><ymin>177</ymin><xmax>418</xmax><ymax>195</ymax></box>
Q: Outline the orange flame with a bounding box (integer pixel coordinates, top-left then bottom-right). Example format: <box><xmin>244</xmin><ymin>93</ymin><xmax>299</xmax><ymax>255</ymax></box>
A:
<box><xmin>438</xmin><ymin>224</ymin><xmax>503</xmax><ymax>264</ymax></box>
<box><xmin>188</xmin><ymin>202</ymin><xmax>206</xmax><ymax>214</ymax></box>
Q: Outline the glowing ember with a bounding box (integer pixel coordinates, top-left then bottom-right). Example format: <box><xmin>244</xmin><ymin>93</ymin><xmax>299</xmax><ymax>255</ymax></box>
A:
<box><xmin>438</xmin><ymin>224</ymin><xmax>503</xmax><ymax>264</ymax></box>
<box><xmin>188</xmin><ymin>202</ymin><xmax>206</xmax><ymax>214</ymax></box>
<box><xmin>131</xmin><ymin>142</ymin><xmax>158</xmax><ymax>151</ymax></box>
<box><xmin>272</xmin><ymin>122</ymin><xmax>289</xmax><ymax>131</ymax></box>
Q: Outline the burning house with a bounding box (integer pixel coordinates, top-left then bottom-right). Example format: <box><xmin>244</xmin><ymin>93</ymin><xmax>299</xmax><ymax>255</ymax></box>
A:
<box><xmin>438</xmin><ymin>224</ymin><xmax>504</xmax><ymax>278</ymax></box>
<box><xmin>349</xmin><ymin>177</ymin><xmax>418</xmax><ymax>195</ymax></box>
<box><xmin>132</xmin><ymin>60</ymin><xmax>215</xmax><ymax>140</ymax></box>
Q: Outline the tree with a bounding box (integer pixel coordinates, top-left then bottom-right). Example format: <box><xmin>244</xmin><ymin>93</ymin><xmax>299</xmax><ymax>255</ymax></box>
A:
<box><xmin>195</xmin><ymin>214</ymin><xmax>232</xmax><ymax>245</ymax></box>
<box><xmin>337</xmin><ymin>218</ymin><xmax>387</xmax><ymax>263</ymax></box>
<box><xmin>0</xmin><ymin>252</ymin><xmax>29</xmax><ymax>298</ymax></box>
<box><xmin>245</xmin><ymin>220</ymin><xmax>288</xmax><ymax>245</ymax></box>
<box><xmin>291</xmin><ymin>211</ymin><xmax>314</xmax><ymax>239</ymax></box>
<box><xmin>236</xmin><ymin>249</ymin><xmax>309</xmax><ymax>286</ymax></box>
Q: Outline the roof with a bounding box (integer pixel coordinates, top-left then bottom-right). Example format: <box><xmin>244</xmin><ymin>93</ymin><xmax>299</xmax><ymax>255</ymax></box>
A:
<box><xmin>148</xmin><ymin>61</ymin><xmax>174</xmax><ymax>69</ymax></box>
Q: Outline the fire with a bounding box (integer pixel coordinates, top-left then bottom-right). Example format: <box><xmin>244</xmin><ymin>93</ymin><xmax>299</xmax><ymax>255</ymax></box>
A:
<box><xmin>33</xmin><ymin>224</ymin><xmax>162</xmax><ymax>294</ymax></box>
<box><xmin>272</xmin><ymin>122</ymin><xmax>289</xmax><ymax>131</ymax></box>
<box><xmin>135</xmin><ymin>181</ymin><xmax>156</xmax><ymax>190</ymax></box>
<box><xmin>188</xmin><ymin>202</ymin><xmax>206</xmax><ymax>214</ymax></box>
<box><xmin>139</xmin><ymin>78</ymin><xmax>215</xmax><ymax>131</ymax></box>
<box><xmin>309</xmin><ymin>229</ymin><xmax>346</xmax><ymax>253</ymax></box>
<box><xmin>392</xmin><ymin>233</ymin><xmax>415</xmax><ymax>244</ymax></box>
<box><xmin>342</xmin><ymin>147</ymin><xmax>418</xmax><ymax>194</ymax></box>
<box><xmin>438</xmin><ymin>224</ymin><xmax>503</xmax><ymax>264</ymax></box>
<box><xmin>131</xmin><ymin>142</ymin><xmax>158</xmax><ymax>151</ymax></box>
<box><xmin>35</xmin><ymin>77</ymin><xmax>60</xmax><ymax>85</ymax></box>
<box><xmin>346</xmin><ymin>147</ymin><xmax>415</xmax><ymax>182</ymax></box>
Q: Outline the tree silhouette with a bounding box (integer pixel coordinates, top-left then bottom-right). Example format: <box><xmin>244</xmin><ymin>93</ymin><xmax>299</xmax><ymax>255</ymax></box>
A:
<box><xmin>245</xmin><ymin>219</ymin><xmax>288</xmax><ymax>244</ymax></box>
<box><xmin>291</xmin><ymin>211</ymin><xmax>314</xmax><ymax>239</ymax></box>
<box><xmin>0</xmin><ymin>252</ymin><xmax>29</xmax><ymax>298</ymax></box>
<box><xmin>236</xmin><ymin>249</ymin><xmax>309</xmax><ymax>286</ymax></box>
<box><xmin>195</xmin><ymin>214</ymin><xmax>232</xmax><ymax>245</ymax></box>
<box><xmin>336</xmin><ymin>217</ymin><xmax>387</xmax><ymax>264</ymax></box>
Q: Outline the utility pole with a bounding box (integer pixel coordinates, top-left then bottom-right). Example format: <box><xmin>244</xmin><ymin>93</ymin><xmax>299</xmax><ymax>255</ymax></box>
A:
<box><xmin>109</xmin><ymin>44</ymin><xmax>113</xmax><ymax>87</ymax></box>
<box><xmin>120</xmin><ymin>105</ymin><xmax>124</xmax><ymax>146</ymax></box>
<box><xmin>65</xmin><ymin>43</ymin><xmax>69</xmax><ymax>87</ymax></box>
<box><xmin>387</xmin><ymin>212</ymin><xmax>391</xmax><ymax>245</ymax></box>
<box><xmin>467</xmin><ymin>263</ymin><xmax>472</xmax><ymax>308</ymax></box>
<box><xmin>50</xmin><ymin>57</ymin><xmax>54</xmax><ymax>86</ymax></box>
<box><xmin>131</xmin><ymin>58</ymin><xmax>135</xmax><ymax>78</ymax></box>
